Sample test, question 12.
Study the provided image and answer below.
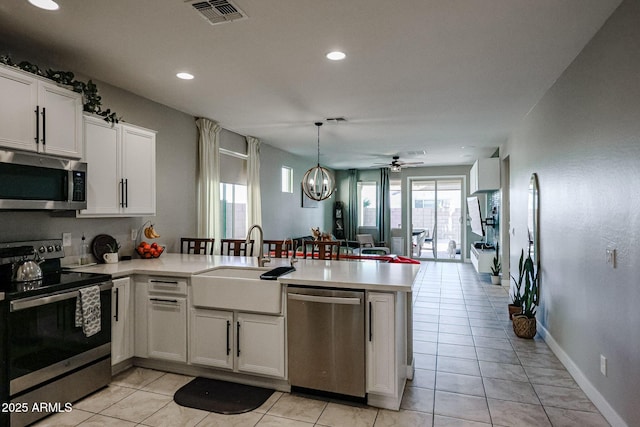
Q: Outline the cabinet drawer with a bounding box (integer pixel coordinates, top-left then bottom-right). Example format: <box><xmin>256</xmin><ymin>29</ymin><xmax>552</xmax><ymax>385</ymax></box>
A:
<box><xmin>148</xmin><ymin>277</ymin><xmax>187</xmax><ymax>295</ymax></box>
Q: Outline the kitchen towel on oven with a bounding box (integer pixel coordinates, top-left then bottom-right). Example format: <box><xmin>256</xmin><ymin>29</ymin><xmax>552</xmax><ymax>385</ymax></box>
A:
<box><xmin>75</xmin><ymin>285</ymin><xmax>101</xmax><ymax>337</ymax></box>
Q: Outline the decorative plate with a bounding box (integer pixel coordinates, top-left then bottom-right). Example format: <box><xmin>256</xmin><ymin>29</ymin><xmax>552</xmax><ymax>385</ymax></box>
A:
<box><xmin>91</xmin><ymin>234</ymin><xmax>117</xmax><ymax>264</ymax></box>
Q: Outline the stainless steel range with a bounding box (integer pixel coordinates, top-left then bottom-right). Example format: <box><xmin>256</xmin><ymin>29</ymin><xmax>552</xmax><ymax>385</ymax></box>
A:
<box><xmin>0</xmin><ymin>239</ymin><xmax>112</xmax><ymax>427</ymax></box>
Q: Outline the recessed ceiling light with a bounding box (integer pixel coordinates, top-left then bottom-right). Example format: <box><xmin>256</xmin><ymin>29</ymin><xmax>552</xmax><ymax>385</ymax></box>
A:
<box><xmin>176</xmin><ymin>72</ymin><xmax>194</xmax><ymax>80</ymax></box>
<box><xmin>326</xmin><ymin>51</ymin><xmax>346</xmax><ymax>61</ymax></box>
<box><xmin>28</xmin><ymin>0</ymin><xmax>59</xmax><ymax>10</ymax></box>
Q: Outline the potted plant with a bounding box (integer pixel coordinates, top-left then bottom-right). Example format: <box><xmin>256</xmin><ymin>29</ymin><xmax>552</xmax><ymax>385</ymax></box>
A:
<box><xmin>103</xmin><ymin>241</ymin><xmax>121</xmax><ymax>264</ymax></box>
<box><xmin>512</xmin><ymin>253</ymin><xmax>539</xmax><ymax>339</ymax></box>
<box><xmin>508</xmin><ymin>249</ymin><xmax>525</xmax><ymax>319</ymax></box>
<box><xmin>490</xmin><ymin>254</ymin><xmax>501</xmax><ymax>285</ymax></box>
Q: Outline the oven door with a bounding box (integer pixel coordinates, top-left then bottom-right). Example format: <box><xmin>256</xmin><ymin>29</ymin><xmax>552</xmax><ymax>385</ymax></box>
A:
<box><xmin>7</xmin><ymin>282</ymin><xmax>112</xmax><ymax>397</ymax></box>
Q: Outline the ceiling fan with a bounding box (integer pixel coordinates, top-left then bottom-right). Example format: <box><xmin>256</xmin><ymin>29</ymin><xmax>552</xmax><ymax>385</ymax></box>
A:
<box><xmin>375</xmin><ymin>156</ymin><xmax>424</xmax><ymax>172</ymax></box>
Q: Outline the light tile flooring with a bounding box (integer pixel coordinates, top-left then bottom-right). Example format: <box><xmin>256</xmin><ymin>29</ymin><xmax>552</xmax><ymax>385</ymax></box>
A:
<box><xmin>34</xmin><ymin>262</ymin><xmax>610</xmax><ymax>427</ymax></box>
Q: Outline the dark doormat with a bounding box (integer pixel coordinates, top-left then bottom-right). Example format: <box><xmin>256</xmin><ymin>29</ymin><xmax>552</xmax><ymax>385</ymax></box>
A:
<box><xmin>173</xmin><ymin>377</ymin><xmax>274</xmax><ymax>414</ymax></box>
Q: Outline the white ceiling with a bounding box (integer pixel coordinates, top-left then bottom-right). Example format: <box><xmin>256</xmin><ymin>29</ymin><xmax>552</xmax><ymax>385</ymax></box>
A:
<box><xmin>0</xmin><ymin>0</ymin><xmax>621</xmax><ymax>169</ymax></box>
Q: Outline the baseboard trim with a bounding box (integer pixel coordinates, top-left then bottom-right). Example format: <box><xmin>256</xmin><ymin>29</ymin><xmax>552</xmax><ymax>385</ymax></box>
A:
<box><xmin>537</xmin><ymin>323</ymin><xmax>628</xmax><ymax>427</ymax></box>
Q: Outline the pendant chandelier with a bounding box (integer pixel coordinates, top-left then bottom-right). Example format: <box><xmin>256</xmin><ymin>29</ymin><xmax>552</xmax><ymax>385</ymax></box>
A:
<box><xmin>302</xmin><ymin>122</ymin><xmax>335</xmax><ymax>201</ymax></box>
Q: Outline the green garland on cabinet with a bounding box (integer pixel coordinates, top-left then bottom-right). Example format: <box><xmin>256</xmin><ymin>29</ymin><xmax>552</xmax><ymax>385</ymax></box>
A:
<box><xmin>0</xmin><ymin>54</ymin><xmax>121</xmax><ymax>124</ymax></box>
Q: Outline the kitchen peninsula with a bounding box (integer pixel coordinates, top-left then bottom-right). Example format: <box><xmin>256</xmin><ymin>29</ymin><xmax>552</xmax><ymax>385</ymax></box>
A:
<box><xmin>75</xmin><ymin>254</ymin><xmax>419</xmax><ymax>410</ymax></box>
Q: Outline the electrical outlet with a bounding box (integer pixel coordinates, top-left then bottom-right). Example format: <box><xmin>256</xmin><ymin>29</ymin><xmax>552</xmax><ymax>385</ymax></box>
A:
<box><xmin>62</xmin><ymin>232</ymin><xmax>72</xmax><ymax>247</ymax></box>
<box><xmin>131</xmin><ymin>228</ymin><xmax>138</xmax><ymax>241</ymax></box>
<box><xmin>600</xmin><ymin>354</ymin><xmax>607</xmax><ymax>376</ymax></box>
<box><xmin>605</xmin><ymin>247</ymin><xmax>616</xmax><ymax>268</ymax></box>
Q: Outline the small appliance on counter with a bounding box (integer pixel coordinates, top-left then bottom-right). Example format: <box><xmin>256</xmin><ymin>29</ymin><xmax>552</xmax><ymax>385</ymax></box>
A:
<box><xmin>0</xmin><ymin>239</ymin><xmax>112</xmax><ymax>427</ymax></box>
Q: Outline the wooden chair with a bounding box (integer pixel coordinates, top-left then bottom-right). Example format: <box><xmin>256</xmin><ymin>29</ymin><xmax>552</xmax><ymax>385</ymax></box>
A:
<box><xmin>180</xmin><ymin>238</ymin><xmax>215</xmax><ymax>255</ymax></box>
<box><xmin>264</xmin><ymin>239</ymin><xmax>293</xmax><ymax>258</ymax></box>
<box><xmin>220</xmin><ymin>239</ymin><xmax>254</xmax><ymax>256</ymax></box>
<box><xmin>303</xmin><ymin>240</ymin><xmax>341</xmax><ymax>260</ymax></box>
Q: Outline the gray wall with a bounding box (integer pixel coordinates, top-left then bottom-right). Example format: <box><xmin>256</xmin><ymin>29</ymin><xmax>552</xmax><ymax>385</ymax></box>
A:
<box><xmin>0</xmin><ymin>46</ymin><xmax>332</xmax><ymax>254</ymax></box>
<box><xmin>503</xmin><ymin>0</ymin><xmax>639</xmax><ymax>424</ymax></box>
<box><xmin>259</xmin><ymin>143</ymin><xmax>333</xmax><ymax>240</ymax></box>
<box><xmin>0</xmin><ymin>78</ymin><xmax>198</xmax><ymax>258</ymax></box>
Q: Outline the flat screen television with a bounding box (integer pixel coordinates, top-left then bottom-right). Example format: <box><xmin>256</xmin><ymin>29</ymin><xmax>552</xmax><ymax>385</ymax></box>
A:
<box><xmin>467</xmin><ymin>196</ymin><xmax>484</xmax><ymax>236</ymax></box>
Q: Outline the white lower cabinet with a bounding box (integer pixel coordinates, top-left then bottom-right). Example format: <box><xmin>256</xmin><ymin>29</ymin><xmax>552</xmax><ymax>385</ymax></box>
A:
<box><xmin>367</xmin><ymin>292</ymin><xmax>396</xmax><ymax>395</ymax></box>
<box><xmin>148</xmin><ymin>296</ymin><xmax>187</xmax><ymax>362</ymax></box>
<box><xmin>111</xmin><ymin>277</ymin><xmax>134</xmax><ymax>365</ymax></box>
<box><xmin>136</xmin><ymin>276</ymin><xmax>188</xmax><ymax>363</ymax></box>
<box><xmin>189</xmin><ymin>308</ymin><xmax>285</xmax><ymax>379</ymax></box>
<box><xmin>189</xmin><ymin>308</ymin><xmax>234</xmax><ymax>369</ymax></box>
<box><xmin>236</xmin><ymin>312</ymin><xmax>285</xmax><ymax>377</ymax></box>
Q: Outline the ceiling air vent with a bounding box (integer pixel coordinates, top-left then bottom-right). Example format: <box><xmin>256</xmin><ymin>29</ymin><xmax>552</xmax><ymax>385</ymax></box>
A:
<box><xmin>186</xmin><ymin>0</ymin><xmax>247</xmax><ymax>25</ymax></box>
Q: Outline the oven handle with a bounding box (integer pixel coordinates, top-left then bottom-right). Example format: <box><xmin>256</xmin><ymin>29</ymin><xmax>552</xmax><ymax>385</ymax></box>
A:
<box><xmin>10</xmin><ymin>282</ymin><xmax>113</xmax><ymax>312</ymax></box>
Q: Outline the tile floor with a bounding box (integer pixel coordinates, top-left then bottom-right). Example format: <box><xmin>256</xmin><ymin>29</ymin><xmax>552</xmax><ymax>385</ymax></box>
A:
<box><xmin>34</xmin><ymin>262</ymin><xmax>610</xmax><ymax>426</ymax></box>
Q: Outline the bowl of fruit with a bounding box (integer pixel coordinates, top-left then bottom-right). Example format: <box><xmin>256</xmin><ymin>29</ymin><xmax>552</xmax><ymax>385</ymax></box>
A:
<box><xmin>135</xmin><ymin>222</ymin><xmax>164</xmax><ymax>258</ymax></box>
<box><xmin>136</xmin><ymin>241</ymin><xmax>165</xmax><ymax>259</ymax></box>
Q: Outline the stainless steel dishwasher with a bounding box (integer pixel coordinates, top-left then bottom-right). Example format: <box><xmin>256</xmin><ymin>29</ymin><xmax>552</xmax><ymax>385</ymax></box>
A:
<box><xmin>287</xmin><ymin>286</ymin><xmax>365</xmax><ymax>398</ymax></box>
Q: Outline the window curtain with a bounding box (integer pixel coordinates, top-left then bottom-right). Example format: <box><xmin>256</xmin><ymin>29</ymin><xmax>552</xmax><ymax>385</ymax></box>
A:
<box><xmin>246</xmin><ymin>136</ymin><xmax>262</xmax><ymax>227</ymax></box>
<box><xmin>378</xmin><ymin>168</ymin><xmax>391</xmax><ymax>244</ymax></box>
<box><xmin>196</xmin><ymin>118</ymin><xmax>221</xmax><ymax>250</ymax></box>
<box><xmin>348</xmin><ymin>169</ymin><xmax>358</xmax><ymax>240</ymax></box>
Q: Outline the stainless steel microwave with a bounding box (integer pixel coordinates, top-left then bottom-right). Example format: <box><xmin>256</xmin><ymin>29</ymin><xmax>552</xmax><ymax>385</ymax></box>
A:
<box><xmin>0</xmin><ymin>150</ymin><xmax>87</xmax><ymax>210</ymax></box>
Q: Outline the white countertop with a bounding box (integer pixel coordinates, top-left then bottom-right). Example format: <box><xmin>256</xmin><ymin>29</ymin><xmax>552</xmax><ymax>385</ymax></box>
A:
<box><xmin>69</xmin><ymin>253</ymin><xmax>418</xmax><ymax>292</ymax></box>
<box><xmin>280</xmin><ymin>259</ymin><xmax>418</xmax><ymax>292</ymax></box>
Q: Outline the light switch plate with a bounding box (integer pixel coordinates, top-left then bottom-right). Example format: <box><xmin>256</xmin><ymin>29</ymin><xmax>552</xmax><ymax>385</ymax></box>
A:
<box><xmin>605</xmin><ymin>248</ymin><xmax>616</xmax><ymax>268</ymax></box>
<box><xmin>62</xmin><ymin>232</ymin><xmax>72</xmax><ymax>247</ymax></box>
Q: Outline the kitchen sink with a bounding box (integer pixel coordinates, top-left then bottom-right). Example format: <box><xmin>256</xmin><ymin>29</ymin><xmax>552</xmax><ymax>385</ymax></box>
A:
<box><xmin>191</xmin><ymin>267</ymin><xmax>283</xmax><ymax>314</ymax></box>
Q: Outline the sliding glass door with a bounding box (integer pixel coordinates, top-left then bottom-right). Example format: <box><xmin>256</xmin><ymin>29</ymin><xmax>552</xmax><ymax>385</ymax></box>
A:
<box><xmin>409</xmin><ymin>177</ymin><xmax>464</xmax><ymax>261</ymax></box>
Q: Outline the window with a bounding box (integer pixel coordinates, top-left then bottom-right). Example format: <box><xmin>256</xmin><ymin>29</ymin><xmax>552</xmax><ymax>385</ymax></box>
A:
<box><xmin>218</xmin><ymin>132</ymin><xmax>248</xmax><ymax>239</ymax></box>
<box><xmin>220</xmin><ymin>183</ymin><xmax>247</xmax><ymax>239</ymax></box>
<box><xmin>357</xmin><ymin>182</ymin><xmax>377</xmax><ymax>227</ymax></box>
<box><xmin>281</xmin><ymin>166</ymin><xmax>293</xmax><ymax>193</ymax></box>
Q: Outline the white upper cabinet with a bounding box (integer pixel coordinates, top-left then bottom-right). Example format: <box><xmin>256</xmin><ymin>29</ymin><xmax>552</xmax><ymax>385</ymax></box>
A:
<box><xmin>121</xmin><ymin>125</ymin><xmax>156</xmax><ymax>215</ymax></box>
<box><xmin>470</xmin><ymin>158</ymin><xmax>500</xmax><ymax>194</ymax></box>
<box><xmin>79</xmin><ymin>115</ymin><xmax>156</xmax><ymax>217</ymax></box>
<box><xmin>0</xmin><ymin>64</ymin><xmax>82</xmax><ymax>158</ymax></box>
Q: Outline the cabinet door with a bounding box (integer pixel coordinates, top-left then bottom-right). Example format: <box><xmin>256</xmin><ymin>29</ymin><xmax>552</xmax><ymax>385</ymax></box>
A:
<box><xmin>38</xmin><ymin>81</ymin><xmax>83</xmax><ymax>158</ymax></box>
<box><xmin>367</xmin><ymin>292</ymin><xmax>396</xmax><ymax>395</ymax></box>
<box><xmin>79</xmin><ymin>117</ymin><xmax>121</xmax><ymax>216</ymax></box>
<box><xmin>111</xmin><ymin>277</ymin><xmax>133</xmax><ymax>365</ymax></box>
<box><xmin>121</xmin><ymin>125</ymin><xmax>155</xmax><ymax>215</ymax></box>
<box><xmin>189</xmin><ymin>308</ymin><xmax>234</xmax><ymax>370</ymax></box>
<box><xmin>236</xmin><ymin>313</ymin><xmax>285</xmax><ymax>378</ymax></box>
<box><xmin>148</xmin><ymin>296</ymin><xmax>187</xmax><ymax>362</ymax></box>
<box><xmin>0</xmin><ymin>66</ymin><xmax>38</xmax><ymax>152</ymax></box>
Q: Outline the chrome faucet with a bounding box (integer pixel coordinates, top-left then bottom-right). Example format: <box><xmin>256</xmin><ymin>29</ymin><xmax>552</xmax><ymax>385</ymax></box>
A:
<box><xmin>284</xmin><ymin>237</ymin><xmax>297</xmax><ymax>268</ymax></box>
<box><xmin>246</xmin><ymin>224</ymin><xmax>270</xmax><ymax>267</ymax></box>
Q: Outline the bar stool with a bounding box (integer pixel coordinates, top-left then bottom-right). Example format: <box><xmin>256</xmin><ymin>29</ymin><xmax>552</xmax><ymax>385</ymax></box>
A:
<box><xmin>264</xmin><ymin>239</ymin><xmax>293</xmax><ymax>258</ymax></box>
<box><xmin>303</xmin><ymin>240</ymin><xmax>341</xmax><ymax>260</ymax></box>
<box><xmin>220</xmin><ymin>239</ymin><xmax>254</xmax><ymax>256</ymax></box>
<box><xmin>180</xmin><ymin>238</ymin><xmax>215</xmax><ymax>255</ymax></box>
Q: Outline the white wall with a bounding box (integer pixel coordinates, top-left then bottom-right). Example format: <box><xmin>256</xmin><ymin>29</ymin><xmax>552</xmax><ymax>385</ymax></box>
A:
<box><xmin>504</xmin><ymin>0</ymin><xmax>639</xmax><ymax>424</ymax></box>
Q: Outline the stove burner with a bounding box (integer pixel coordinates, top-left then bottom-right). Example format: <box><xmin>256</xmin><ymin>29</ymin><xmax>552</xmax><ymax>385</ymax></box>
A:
<box><xmin>15</xmin><ymin>280</ymin><xmax>44</xmax><ymax>293</ymax></box>
<box><xmin>0</xmin><ymin>239</ymin><xmax>111</xmax><ymax>301</ymax></box>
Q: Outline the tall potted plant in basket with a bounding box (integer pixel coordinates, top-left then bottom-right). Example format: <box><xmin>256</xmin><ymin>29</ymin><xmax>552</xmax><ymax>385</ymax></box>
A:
<box><xmin>508</xmin><ymin>249</ymin><xmax>525</xmax><ymax>319</ymax></box>
<box><xmin>512</xmin><ymin>253</ymin><xmax>539</xmax><ymax>339</ymax></box>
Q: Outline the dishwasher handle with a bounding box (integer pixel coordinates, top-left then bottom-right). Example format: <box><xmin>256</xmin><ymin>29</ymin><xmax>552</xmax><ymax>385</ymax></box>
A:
<box><xmin>287</xmin><ymin>293</ymin><xmax>361</xmax><ymax>305</ymax></box>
